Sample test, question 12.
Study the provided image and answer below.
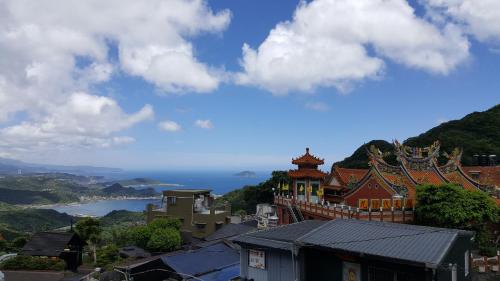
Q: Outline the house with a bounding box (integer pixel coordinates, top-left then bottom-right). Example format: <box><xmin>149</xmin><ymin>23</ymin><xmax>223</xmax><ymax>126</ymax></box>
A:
<box><xmin>21</xmin><ymin>232</ymin><xmax>86</xmax><ymax>271</ymax></box>
<box><xmin>115</xmin><ymin>242</ymin><xmax>240</xmax><ymax>281</ymax></box>
<box><xmin>146</xmin><ymin>189</ymin><xmax>231</xmax><ymax>238</ymax></box>
<box><xmin>233</xmin><ymin>219</ymin><xmax>474</xmax><ymax>281</ymax></box>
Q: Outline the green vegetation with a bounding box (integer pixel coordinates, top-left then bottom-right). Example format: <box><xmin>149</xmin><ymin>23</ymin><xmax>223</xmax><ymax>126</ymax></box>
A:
<box><xmin>333</xmin><ymin>140</ymin><xmax>396</xmax><ymax>169</ymax></box>
<box><xmin>73</xmin><ymin>217</ymin><xmax>181</xmax><ymax>269</ymax></box>
<box><xmin>0</xmin><ymin>255</ymin><xmax>66</xmax><ymax>271</ymax></box>
<box><xmin>221</xmin><ymin>171</ymin><xmax>290</xmax><ymax>214</ymax></box>
<box><xmin>99</xmin><ymin>210</ymin><xmax>144</xmax><ymax>226</ymax></box>
<box><xmin>0</xmin><ymin>174</ymin><xmax>160</xmax><ymax>205</ymax></box>
<box><xmin>75</xmin><ymin>217</ymin><xmax>102</xmax><ymax>263</ymax></box>
<box><xmin>104</xmin><ymin>178</ymin><xmax>161</xmax><ymax>187</ymax></box>
<box><xmin>415</xmin><ymin>184</ymin><xmax>499</xmax><ymax>256</ymax></box>
<box><xmin>335</xmin><ymin>104</ymin><xmax>500</xmax><ymax>168</ymax></box>
<box><xmin>0</xmin><ymin>209</ymin><xmax>73</xmax><ymax>233</ymax></box>
<box><xmin>405</xmin><ymin>104</ymin><xmax>500</xmax><ymax>166</ymax></box>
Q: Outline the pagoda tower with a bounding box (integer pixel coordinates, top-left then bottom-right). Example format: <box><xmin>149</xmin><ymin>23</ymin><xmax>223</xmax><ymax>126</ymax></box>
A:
<box><xmin>288</xmin><ymin>148</ymin><xmax>327</xmax><ymax>203</ymax></box>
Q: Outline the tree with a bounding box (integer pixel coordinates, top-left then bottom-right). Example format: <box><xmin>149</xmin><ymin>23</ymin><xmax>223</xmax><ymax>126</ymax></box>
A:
<box><xmin>11</xmin><ymin>236</ymin><xmax>27</xmax><ymax>249</ymax></box>
<box><xmin>148</xmin><ymin>217</ymin><xmax>181</xmax><ymax>231</ymax></box>
<box><xmin>415</xmin><ymin>184</ymin><xmax>499</xmax><ymax>255</ymax></box>
<box><xmin>75</xmin><ymin>217</ymin><xmax>102</xmax><ymax>264</ymax></box>
<box><xmin>95</xmin><ymin>244</ymin><xmax>120</xmax><ymax>269</ymax></box>
<box><xmin>146</xmin><ymin>228</ymin><xmax>181</xmax><ymax>252</ymax></box>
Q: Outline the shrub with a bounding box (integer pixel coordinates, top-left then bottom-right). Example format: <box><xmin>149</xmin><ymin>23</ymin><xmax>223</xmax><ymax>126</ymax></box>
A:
<box><xmin>0</xmin><ymin>255</ymin><xmax>66</xmax><ymax>271</ymax></box>
<box><xmin>148</xmin><ymin>218</ymin><xmax>182</xmax><ymax>231</ymax></box>
<box><xmin>95</xmin><ymin>244</ymin><xmax>120</xmax><ymax>268</ymax></box>
<box><xmin>146</xmin><ymin>228</ymin><xmax>181</xmax><ymax>252</ymax></box>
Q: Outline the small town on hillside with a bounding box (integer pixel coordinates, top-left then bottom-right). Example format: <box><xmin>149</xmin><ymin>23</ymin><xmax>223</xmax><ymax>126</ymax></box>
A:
<box><xmin>0</xmin><ymin>1</ymin><xmax>500</xmax><ymax>281</ymax></box>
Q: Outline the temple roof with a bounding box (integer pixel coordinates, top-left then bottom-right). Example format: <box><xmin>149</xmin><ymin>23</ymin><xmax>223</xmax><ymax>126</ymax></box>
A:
<box><xmin>462</xmin><ymin>166</ymin><xmax>500</xmax><ymax>188</ymax></box>
<box><xmin>288</xmin><ymin>168</ymin><xmax>327</xmax><ymax>179</ymax></box>
<box><xmin>333</xmin><ymin>167</ymin><xmax>368</xmax><ymax>185</ymax></box>
<box><xmin>292</xmin><ymin>147</ymin><xmax>324</xmax><ymax>165</ymax></box>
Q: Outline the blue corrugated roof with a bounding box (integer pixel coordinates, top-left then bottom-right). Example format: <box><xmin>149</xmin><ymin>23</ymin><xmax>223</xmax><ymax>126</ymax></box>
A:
<box><xmin>161</xmin><ymin>242</ymin><xmax>239</xmax><ymax>276</ymax></box>
<box><xmin>187</xmin><ymin>263</ymin><xmax>240</xmax><ymax>281</ymax></box>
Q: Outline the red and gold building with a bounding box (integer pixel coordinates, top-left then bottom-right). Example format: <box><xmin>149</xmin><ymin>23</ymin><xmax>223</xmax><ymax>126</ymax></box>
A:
<box><xmin>276</xmin><ymin>141</ymin><xmax>500</xmax><ymax>225</ymax></box>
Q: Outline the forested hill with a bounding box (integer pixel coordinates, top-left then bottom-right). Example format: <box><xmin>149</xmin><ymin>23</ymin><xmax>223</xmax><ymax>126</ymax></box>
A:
<box><xmin>335</xmin><ymin>104</ymin><xmax>500</xmax><ymax>168</ymax></box>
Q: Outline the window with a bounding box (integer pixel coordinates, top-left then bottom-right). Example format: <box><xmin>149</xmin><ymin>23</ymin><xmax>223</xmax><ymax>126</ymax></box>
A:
<box><xmin>464</xmin><ymin>250</ymin><xmax>469</xmax><ymax>276</ymax></box>
<box><xmin>168</xmin><ymin>196</ymin><xmax>177</xmax><ymax>205</ymax></box>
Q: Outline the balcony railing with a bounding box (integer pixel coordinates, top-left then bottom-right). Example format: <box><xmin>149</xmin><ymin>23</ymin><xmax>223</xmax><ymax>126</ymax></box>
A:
<box><xmin>274</xmin><ymin>195</ymin><xmax>414</xmax><ymax>223</ymax></box>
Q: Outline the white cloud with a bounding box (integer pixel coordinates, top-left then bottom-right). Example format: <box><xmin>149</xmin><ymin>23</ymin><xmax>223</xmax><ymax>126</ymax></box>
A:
<box><xmin>0</xmin><ymin>92</ymin><xmax>153</xmax><ymax>152</ymax></box>
<box><xmin>305</xmin><ymin>101</ymin><xmax>329</xmax><ymax>112</ymax></box>
<box><xmin>236</xmin><ymin>0</ymin><xmax>469</xmax><ymax>94</ymax></box>
<box><xmin>423</xmin><ymin>0</ymin><xmax>500</xmax><ymax>42</ymax></box>
<box><xmin>158</xmin><ymin>120</ymin><xmax>182</xmax><ymax>132</ymax></box>
<box><xmin>0</xmin><ymin>0</ymin><xmax>229</xmax><ymax>157</ymax></box>
<box><xmin>195</xmin><ymin>119</ymin><xmax>214</xmax><ymax>129</ymax></box>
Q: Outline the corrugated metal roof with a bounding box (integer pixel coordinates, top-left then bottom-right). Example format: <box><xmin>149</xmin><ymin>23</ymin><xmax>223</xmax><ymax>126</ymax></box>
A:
<box><xmin>299</xmin><ymin>220</ymin><xmax>470</xmax><ymax>267</ymax></box>
<box><xmin>233</xmin><ymin>219</ymin><xmax>473</xmax><ymax>268</ymax></box>
<box><xmin>205</xmin><ymin>223</ymin><xmax>256</xmax><ymax>241</ymax></box>
<box><xmin>161</xmin><ymin>242</ymin><xmax>239</xmax><ymax>276</ymax></box>
<box><xmin>186</xmin><ymin>263</ymin><xmax>240</xmax><ymax>281</ymax></box>
<box><xmin>232</xmin><ymin>220</ymin><xmax>327</xmax><ymax>250</ymax></box>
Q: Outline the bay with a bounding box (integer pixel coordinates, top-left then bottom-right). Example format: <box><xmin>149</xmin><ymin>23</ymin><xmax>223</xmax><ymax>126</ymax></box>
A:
<box><xmin>52</xmin><ymin>170</ymin><xmax>271</xmax><ymax>216</ymax></box>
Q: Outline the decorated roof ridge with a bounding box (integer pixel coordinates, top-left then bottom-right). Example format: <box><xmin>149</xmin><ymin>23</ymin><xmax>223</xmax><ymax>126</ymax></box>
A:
<box><xmin>344</xmin><ymin>165</ymin><xmax>407</xmax><ymax>198</ymax></box>
<box><xmin>430</xmin><ymin>161</ymin><xmax>452</xmax><ymax>184</ymax></box>
<box><xmin>394</xmin><ymin>139</ymin><xmax>441</xmax><ymax>164</ymax></box>
<box><xmin>292</xmin><ymin>147</ymin><xmax>324</xmax><ymax>165</ymax></box>
<box><xmin>397</xmin><ymin>162</ymin><xmax>420</xmax><ymax>186</ymax></box>
<box><xmin>453</xmin><ymin>165</ymin><xmax>483</xmax><ymax>190</ymax></box>
<box><xmin>372</xmin><ymin>163</ymin><xmax>410</xmax><ymax>196</ymax></box>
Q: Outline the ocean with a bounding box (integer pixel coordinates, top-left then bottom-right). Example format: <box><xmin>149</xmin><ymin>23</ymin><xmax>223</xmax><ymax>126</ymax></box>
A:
<box><xmin>52</xmin><ymin>170</ymin><xmax>271</xmax><ymax>216</ymax></box>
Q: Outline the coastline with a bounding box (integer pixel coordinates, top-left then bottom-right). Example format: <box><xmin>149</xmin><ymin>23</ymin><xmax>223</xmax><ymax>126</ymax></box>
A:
<box><xmin>22</xmin><ymin>195</ymin><xmax>162</xmax><ymax>210</ymax></box>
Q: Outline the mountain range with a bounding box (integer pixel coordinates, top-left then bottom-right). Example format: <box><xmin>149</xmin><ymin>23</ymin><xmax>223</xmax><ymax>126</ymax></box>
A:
<box><xmin>335</xmin><ymin>104</ymin><xmax>500</xmax><ymax>168</ymax></box>
<box><xmin>0</xmin><ymin>157</ymin><xmax>122</xmax><ymax>176</ymax></box>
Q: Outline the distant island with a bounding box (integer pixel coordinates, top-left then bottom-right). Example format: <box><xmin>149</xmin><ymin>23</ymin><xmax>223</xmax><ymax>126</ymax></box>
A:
<box><xmin>234</xmin><ymin>171</ymin><xmax>257</xmax><ymax>177</ymax></box>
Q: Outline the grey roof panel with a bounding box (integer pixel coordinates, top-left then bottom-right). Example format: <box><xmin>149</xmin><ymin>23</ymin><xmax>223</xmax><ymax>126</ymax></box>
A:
<box><xmin>298</xmin><ymin>220</ymin><xmax>467</xmax><ymax>267</ymax></box>
<box><xmin>234</xmin><ymin>219</ymin><xmax>472</xmax><ymax>267</ymax></box>
<box><xmin>205</xmin><ymin>223</ymin><xmax>256</xmax><ymax>241</ymax></box>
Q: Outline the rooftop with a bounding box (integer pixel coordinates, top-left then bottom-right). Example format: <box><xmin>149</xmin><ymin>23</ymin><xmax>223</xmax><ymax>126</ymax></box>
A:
<box><xmin>21</xmin><ymin>232</ymin><xmax>85</xmax><ymax>257</ymax></box>
<box><xmin>234</xmin><ymin>219</ymin><xmax>473</xmax><ymax>268</ymax></box>
<box><xmin>163</xmin><ymin>189</ymin><xmax>212</xmax><ymax>195</ymax></box>
<box><xmin>292</xmin><ymin>147</ymin><xmax>325</xmax><ymax>166</ymax></box>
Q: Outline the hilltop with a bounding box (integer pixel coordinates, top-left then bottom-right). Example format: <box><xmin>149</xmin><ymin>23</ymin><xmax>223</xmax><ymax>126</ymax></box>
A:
<box><xmin>335</xmin><ymin>104</ymin><xmax>500</xmax><ymax>168</ymax></box>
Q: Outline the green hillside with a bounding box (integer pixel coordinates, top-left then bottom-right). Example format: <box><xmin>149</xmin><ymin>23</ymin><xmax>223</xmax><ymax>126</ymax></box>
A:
<box><xmin>335</xmin><ymin>104</ymin><xmax>500</xmax><ymax>168</ymax></box>
<box><xmin>0</xmin><ymin>209</ymin><xmax>73</xmax><ymax>234</ymax></box>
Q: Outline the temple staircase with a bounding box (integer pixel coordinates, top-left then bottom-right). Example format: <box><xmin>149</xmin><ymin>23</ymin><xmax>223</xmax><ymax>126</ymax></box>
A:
<box><xmin>286</xmin><ymin>201</ymin><xmax>304</xmax><ymax>222</ymax></box>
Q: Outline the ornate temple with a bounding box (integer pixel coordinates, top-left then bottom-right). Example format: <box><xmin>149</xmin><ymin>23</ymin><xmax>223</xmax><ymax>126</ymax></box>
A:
<box><xmin>275</xmin><ymin>141</ymin><xmax>500</xmax><ymax>225</ymax></box>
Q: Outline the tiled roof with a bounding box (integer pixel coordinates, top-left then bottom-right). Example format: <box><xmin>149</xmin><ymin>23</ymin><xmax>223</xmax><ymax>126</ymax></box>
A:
<box><xmin>292</xmin><ymin>148</ymin><xmax>324</xmax><ymax>165</ymax></box>
<box><xmin>334</xmin><ymin>168</ymin><xmax>368</xmax><ymax>185</ymax></box>
<box><xmin>442</xmin><ymin>171</ymin><xmax>478</xmax><ymax>191</ymax></box>
<box><xmin>288</xmin><ymin>169</ymin><xmax>327</xmax><ymax>179</ymax></box>
<box><xmin>406</xmin><ymin>169</ymin><xmax>445</xmax><ymax>185</ymax></box>
<box><xmin>21</xmin><ymin>232</ymin><xmax>85</xmax><ymax>257</ymax></box>
<box><xmin>462</xmin><ymin>166</ymin><xmax>500</xmax><ymax>187</ymax></box>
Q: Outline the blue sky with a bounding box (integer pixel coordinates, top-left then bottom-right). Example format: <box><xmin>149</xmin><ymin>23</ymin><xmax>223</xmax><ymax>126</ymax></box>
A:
<box><xmin>0</xmin><ymin>0</ymin><xmax>499</xmax><ymax>170</ymax></box>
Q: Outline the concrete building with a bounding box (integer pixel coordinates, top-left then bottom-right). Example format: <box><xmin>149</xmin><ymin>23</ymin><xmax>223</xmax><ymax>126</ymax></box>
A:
<box><xmin>146</xmin><ymin>189</ymin><xmax>231</xmax><ymax>239</ymax></box>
